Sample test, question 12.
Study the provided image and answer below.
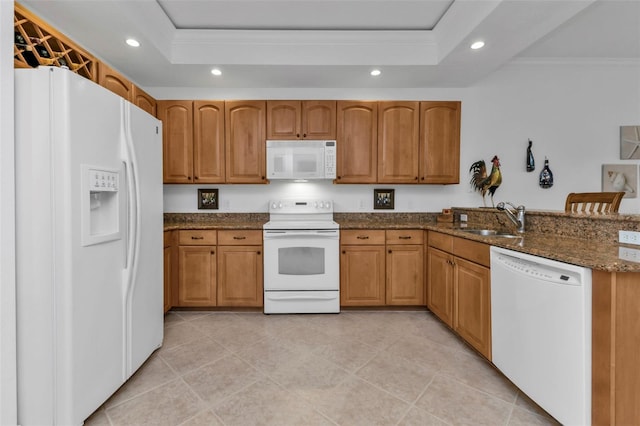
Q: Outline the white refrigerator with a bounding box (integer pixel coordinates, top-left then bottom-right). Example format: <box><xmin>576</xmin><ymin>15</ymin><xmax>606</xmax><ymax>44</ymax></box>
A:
<box><xmin>14</xmin><ymin>67</ymin><xmax>164</xmax><ymax>425</ymax></box>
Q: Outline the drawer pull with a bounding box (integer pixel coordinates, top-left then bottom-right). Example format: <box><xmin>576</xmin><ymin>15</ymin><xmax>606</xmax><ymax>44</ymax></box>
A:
<box><xmin>191</xmin><ymin>236</ymin><xmax>204</xmax><ymax>240</ymax></box>
<box><xmin>233</xmin><ymin>236</ymin><xmax>246</xmax><ymax>240</ymax></box>
<box><xmin>399</xmin><ymin>236</ymin><xmax>412</xmax><ymax>240</ymax></box>
<box><xmin>257</xmin><ymin>251</ymin><xmax>261</xmax><ymax>255</ymax></box>
<box><xmin>357</xmin><ymin>235</ymin><xmax>369</xmax><ymax>240</ymax></box>
<box><xmin>388</xmin><ymin>250</ymin><xmax>392</xmax><ymax>253</ymax></box>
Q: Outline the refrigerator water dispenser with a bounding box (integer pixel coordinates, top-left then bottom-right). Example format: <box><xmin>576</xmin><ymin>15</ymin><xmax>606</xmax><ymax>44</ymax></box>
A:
<box><xmin>81</xmin><ymin>165</ymin><xmax>121</xmax><ymax>246</ymax></box>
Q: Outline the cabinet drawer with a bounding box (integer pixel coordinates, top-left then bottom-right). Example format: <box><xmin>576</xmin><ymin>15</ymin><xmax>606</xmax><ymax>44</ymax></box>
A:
<box><xmin>218</xmin><ymin>230</ymin><xmax>262</xmax><ymax>245</ymax></box>
<box><xmin>453</xmin><ymin>236</ymin><xmax>490</xmax><ymax>267</ymax></box>
<box><xmin>341</xmin><ymin>230</ymin><xmax>386</xmax><ymax>245</ymax></box>
<box><xmin>428</xmin><ymin>231</ymin><xmax>453</xmax><ymax>252</ymax></box>
<box><xmin>386</xmin><ymin>229</ymin><xmax>424</xmax><ymax>245</ymax></box>
<box><xmin>179</xmin><ymin>230</ymin><xmax>217</xmax><ymax>245</ymax></box>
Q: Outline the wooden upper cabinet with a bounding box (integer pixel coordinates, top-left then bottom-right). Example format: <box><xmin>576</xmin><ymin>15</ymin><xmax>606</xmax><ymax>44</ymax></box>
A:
<box><xmin>225</xmin><ymin>100</ymin><xmax>267</xmax><ymax>184</ymax></box>
<box><xmin>194</xmin><ymin>101</ymin><xmax>225</xmax><ymax>183</ymax></box>
<box><xmin>132</xmin><ymin>85</ymin><xmax>157</xmax><ymax>116</ymax></box>
<box><xmin>158</xmin><ymin>100</ymin><xmax>194</xmax><ymax>183</ymax></box>
<box><xmin>336</xmin><ymin>101</ymin><xmax>377</xmax><ymax>183</ymax></box>
<box><xmin>266</xmin><ymin>100</ymin><xmax>336</xmax><ymax>140</ymax></box>
<box><xmin>98</xmin><ymin>62</ymin><xmax>132</xmax><ymax>101</ymax></box>
<box><xmin>377</xmin><ymin>101</ymin><xmax>420</xmax><ymax>183</ymax></box>
<box><xmin>419</xmin><ymin>101</ymin><xmax>461</xmax><ymax>184</ymax></box>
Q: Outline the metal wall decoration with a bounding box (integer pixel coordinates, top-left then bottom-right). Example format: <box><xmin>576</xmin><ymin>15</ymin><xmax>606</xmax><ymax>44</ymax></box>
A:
<box><xmin>526</xmin><ymin>139</ymin><xmax>535</xmax><ymax>172</ymax></box>
<box><xmin>602</xmin><ymin>164</ymin><xmax>637</xmax><ymax>198</ymax></box>
<box><xmin>620</xmin><ymin>126</ymin><xmax>640</xmax><ymax>159</ymax></box>
<box><xmin>539</xmin><ymin>157</ymin><xmax>554</xmax><ymax>188</ymax></box>
<box><xmin>373</xmin><ymin>189</ymin><xmax>395</xmax><ymax>210</ymax></box>
<box><xmin>198</xmin><ymin>188</ymin><xmax>219</xmax><ymax>209</ymax></box>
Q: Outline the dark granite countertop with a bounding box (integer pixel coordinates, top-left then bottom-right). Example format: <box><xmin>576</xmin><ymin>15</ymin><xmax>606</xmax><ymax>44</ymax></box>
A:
<box><xmin>164</xmin><ymin>211</ymin><xmax>640</xmax><ymax>273</ymax></box>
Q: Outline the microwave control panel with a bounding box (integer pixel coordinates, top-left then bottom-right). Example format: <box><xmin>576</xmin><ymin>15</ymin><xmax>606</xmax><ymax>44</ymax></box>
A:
<box><xmin>324</xmin><ymin>141</ymin><xmax>336</xmax><ymax>178</ymax></box>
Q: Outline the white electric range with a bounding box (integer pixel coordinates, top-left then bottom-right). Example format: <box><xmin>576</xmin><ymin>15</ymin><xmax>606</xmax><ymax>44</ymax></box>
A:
<box><xmin>263</xmin><ymin>199</ymin><xmax>340</xmax><ymax>314</ymax></box>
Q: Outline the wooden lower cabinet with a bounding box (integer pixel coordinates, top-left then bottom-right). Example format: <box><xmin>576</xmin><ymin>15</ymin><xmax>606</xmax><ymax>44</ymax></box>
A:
<box><xmin>592</xmin><ymin>270</ymin><xmax>640</xmax><ymax>425</ymax></box>
<box><xmin>427</xmin><ymin>231</ymin><xmax>491</xmax><ymax>359</ymax></box>
<box><xmin>178</xmin><ymin>245</ymin><xmax>217</xmax><ymax>306</ymax></box>
<box><xmin>217</xmin><ymin>245</ymin><xmax>263</xmax><ymax>307</ymax></box>
<box><xmin>163</xmin><ymin>231</ymin><xmax>175</xmax><ymax>313</ymax></box>
<box><xmin>427</xmin><ymin>247</ymin><xmax>454</xmax><ymax>326</ymax></box>
<box><xmin>340</xmin><ymin>244</ymin><xmax>386</xmax><ymax>306</ymax></box>
<box><xmin>340</xmin><ymin>229</ymin><xmax>425</xmax><ymax>307</ymax></box>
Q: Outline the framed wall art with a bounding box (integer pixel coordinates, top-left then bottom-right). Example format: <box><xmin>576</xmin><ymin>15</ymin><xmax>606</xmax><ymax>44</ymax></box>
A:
<box><xmin>373</xmin><ymin>189</ymin><xmax>395</xmax><ymax>210</ymax></box>
<box><xmin>620</xmin><ymin>125</ymin><xmax>640</xmax><ymax>159</ymax></box>
<box><xmin>602</xmin><ymin>164</ymin><xmax>637</xmax><ymax>198</ymax></box>
<box><xmin>198</xmin><ymin>188</ymin><xmax>219</xmax><ymax>209</ymax></box>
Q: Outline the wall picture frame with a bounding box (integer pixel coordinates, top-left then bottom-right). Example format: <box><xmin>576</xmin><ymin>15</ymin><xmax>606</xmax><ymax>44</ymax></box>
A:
<box><xmin>620</xmin><ymin>125</ymin><xmax>640</xmax><ymax>159</ymax></box>
<box><xmin>198</xmin><ymin>188</ymin><xmax>219</xmax><ymax>209</ymax></box>
<box><xmin>602</xmin><ymin>164</ymin><xmax>637</xmax><ymax>198</ymax></box>
<box><xmin>373</xmin><ymin>188</ymin><xmax>395</xmax><ymax>210</ymax></box>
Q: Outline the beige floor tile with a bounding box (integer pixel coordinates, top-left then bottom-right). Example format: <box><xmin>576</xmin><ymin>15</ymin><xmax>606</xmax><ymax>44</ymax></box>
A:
<box><xmin>84</xmin><ymin>408</ymin><xmax>110</xmax><ymax>426</ymax></box>
<box><xmin>356</xmin><ymin>351</ymin><xmax>436</xmax><ymax>403</ymax></box>
<box><xmin>514</xmin><ymin>392</ymin><xmax>560</xmax><ymax>423</ymax></box>
<box><xmin>178</xmin><ymin>409</ymin><xmax>224</xmax><ymax>426</ymax></box>
<box><xmin>312</xmin><ymin>338</ymin><xmax>378</xmax><ymax>372</ymax></box>
<box><xmin>440</xmin><ymin>350</ymin><xmax>519</xmax><ymax>403</ymax></box>
<box><xmin>182</xmin><ymin>354</ymin><xmax>263</xmax><ymax>406</ymax></box>
<box><xmin>508</xmin><ymin>406</ymin><xmax>561</xmax><ymax>426</ymax></box>
<box><xmin>415</xmin><ymin>374</ymin><xmax>512</xmax><ymax>425</ymax></box>
<box><xmin>385</xmin><ymin>334</ymin><xmax>459</xmax><ymax>372</ymax></box>
<box><xmin>397</xmin><ymin>406</ymin><xmax>450</xmax><ymax>426</ymax></box>
<box><xmin>313</xmin><ymin>375</ymin><xmax>410</xmax><ymax>426</ymax></box>
<box><xmin>164</xmin><ymin>312</ymin><xmax>186</xmax><ymax>327</ymax></box>
<box><xmin>402</xmin><ymin>314</ymin><xmax>468</xmax><ymax>351</ymax></box>
<box><xmin>231</xmin><ymin>312</ymin><xmax>300</xmax><ymax>335</ymax></box>
<box><xmin>213</xmin><ymin>377</ymin><xmax>334</xmax><ymax>426</ymax></box>
<box><xmin>236</xmin><ymin>337</ymin><xmax>311</xmax><ymax>373</ymax></box>
<box><xmin>160</xmin><ymin>337</ymin><xmax>230</xmax><ymax>375</ymax></box>
<box><xmin>163</xmin><ymin>321</ymin><xmax>208</xmax><ymax>350</ymax></box>
<box><xmin>268</xmin><ymin>352</ymin><xmax>348</xmax><ymax>402</ymax></box>
<box><xmin>267</xmin><ymin>323</ymin><xmax>336</xmax><ymax>352</ymax></box>
<box><xmin>105</xmin><ymin>353</ymin><xmax>178</xmax><ymax>408</ymax></box>
<box><xmin>106</xmin><ymin>378</ymin><xmax>203</xmax><ymax>426</ymax></box>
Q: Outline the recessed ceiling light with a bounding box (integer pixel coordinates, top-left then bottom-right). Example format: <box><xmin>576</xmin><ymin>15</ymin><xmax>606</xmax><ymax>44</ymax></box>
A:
<box><xmin>370</xmin><ymin>69</ymin><xmax>381</xmax><ymax>77</ymax></box>
<box><xmin>211</xmin><ymin>68</ymin><xmax>222</xmax><ymax>76</ymax></box>
<box><xmin>470</xmin><ymin>41</ymin><xmax>485</xmax><ymax>50</ymax></box>
<box><xmin>125</xmin><ymin>38</ymin><xmax>140</xmax><ymax>47</ymax></box>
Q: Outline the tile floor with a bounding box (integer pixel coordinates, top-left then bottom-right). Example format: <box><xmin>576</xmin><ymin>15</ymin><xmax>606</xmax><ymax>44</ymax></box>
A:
<box><xmin>86</xmin><ymin>311</ymin><xmax>559</xmax><ymax>426</ymax></box>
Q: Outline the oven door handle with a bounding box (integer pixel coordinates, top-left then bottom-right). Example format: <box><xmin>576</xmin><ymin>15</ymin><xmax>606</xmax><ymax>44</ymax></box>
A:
<box><xmin>263</xmin><ymin>231</ymin><xmax>339</xmax><ymax>238</ymax></box>
<box><xmin>265</xmin><ymin>293</ymin><xmax>338</xmax><ymax>301</ymax></box>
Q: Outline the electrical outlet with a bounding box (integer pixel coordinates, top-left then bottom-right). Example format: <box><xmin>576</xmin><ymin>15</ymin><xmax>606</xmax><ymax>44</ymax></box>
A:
<box><xmin>460</xmin><ymin>214</ymin><xmax>468</xmax><ymax>222</ymax></box>
<box><xmin>619</xmin><ymin>230</ymin><xmax>640</xmax><ymax>246</ymax></box>
<box><xmin>619</xmin><ymin>246</ymin><xmax>640</xmax><ymax>262</ymax></box>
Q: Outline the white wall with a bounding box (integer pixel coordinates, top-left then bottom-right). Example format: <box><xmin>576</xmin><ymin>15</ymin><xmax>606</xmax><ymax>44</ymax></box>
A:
<box><xmin>161</xmin><ymin>59</ymin><xmax>640</xmax><ymax>214</ymax></box>
<box><xmin>1</xmin><ymin>0</ymin><xmax>17</xmax><ymax>423</ymax></box>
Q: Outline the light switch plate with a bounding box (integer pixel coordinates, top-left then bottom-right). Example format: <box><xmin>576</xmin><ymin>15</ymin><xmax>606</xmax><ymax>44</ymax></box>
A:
<box><xmin>619</xmin><ymin>230</ymin><xmax>640</xmax><ymax>246</ymax></box>
<box><xmin>619</xmin><ymin>246</ymin><xmax>640</xmax><ymax>262</ymax></box>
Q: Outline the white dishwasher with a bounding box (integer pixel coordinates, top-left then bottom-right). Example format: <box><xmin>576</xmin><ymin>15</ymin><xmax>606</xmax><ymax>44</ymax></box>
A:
<box><xmin>490</xmin><ymin>247</ymin><xmax>591</xmax><ymax>426</ymax></box>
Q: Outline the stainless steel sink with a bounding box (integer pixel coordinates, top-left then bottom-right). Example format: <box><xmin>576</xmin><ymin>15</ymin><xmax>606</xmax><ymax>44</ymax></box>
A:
<box><xmin>460</xmin><ymin>229</ymin><xmax>522</xmax><ymax>238</ymax></box>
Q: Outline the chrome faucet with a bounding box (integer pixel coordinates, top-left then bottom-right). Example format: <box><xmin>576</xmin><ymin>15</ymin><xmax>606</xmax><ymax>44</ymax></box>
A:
<box><xmin>496</xmin><ymin>202</ymin><xmax>526</xmax><ymax>233</ymax></box>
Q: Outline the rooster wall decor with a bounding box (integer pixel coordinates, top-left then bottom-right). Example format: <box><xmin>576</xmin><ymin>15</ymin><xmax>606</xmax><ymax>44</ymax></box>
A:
<box><xmin>469</xmin><ymin>155</ymin><xmax>502</xmax><ymax>207</ymax></box>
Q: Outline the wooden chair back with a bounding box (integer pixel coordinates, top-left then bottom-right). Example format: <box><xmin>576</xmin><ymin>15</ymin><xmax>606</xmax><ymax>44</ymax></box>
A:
<box><xmin>564</xmin><ymin>192</ymin><xmax>624</xmax><ymax>214</ymax></box>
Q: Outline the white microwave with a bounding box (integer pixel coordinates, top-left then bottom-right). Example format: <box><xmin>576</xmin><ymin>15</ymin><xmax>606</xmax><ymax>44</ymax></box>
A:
<box><xmin>266</xmin><ymin>140</ymin><xmax>336</xmax><ymax>180</ymax></box>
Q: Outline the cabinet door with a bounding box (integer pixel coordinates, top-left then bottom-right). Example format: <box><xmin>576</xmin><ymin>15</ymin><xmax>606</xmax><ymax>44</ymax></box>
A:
<box><xmin>163</xmin><ymin>231</ymin><xmax>173</xmax><ymax>313</ymax></box>
<box><xmin>340</xmin><ymin>245</ymin><xmax>386</xmax><ymax>306</ymax></box>
<box><xmin>386</xmin><ymin>244</ymin><xmax>425</xmax><ymax>305</ymax></box>
<box><xmin>178</xmin><ymin>245</ymin><xmax>216</xmax><ymax>306</ymax></box>
<box><xmin>427</xmin><ymin>247</ymin><xmax>454</xmax><ymax>326</ymax></box>
<box><xmin>132</xmin><ymin>85</ymin><xmax>156</xmax><ymax>116</ymax></box>
<box><xmin>302</xmin><ymin>101</ymin><xmax>336</xmax><ymax>139</ymax></box>
<box><xmin>225</xmin><ymin>101</ymin><xmax>267</xmax><ymax>183</ymax></box>
<box><xmin>98</xmin><ymin>61</ymin><xmax>132</xmax><ymax>101</ymax></box>
<box><xmin>419</xmin><ymin>101</ymin><xmax>461</xmax><ymax>184</ymax></box>
<box><xmin>455</xmin><ymin>257</ymin><xmax>491</xmax><ymax>359</ymax></box>
<box><xmin>336</xmin><ymin>101</ymin><xmax>377</xmax><ymax>183</ymax></box>
<box><xmin>267</xmin><ymin>100</ymin><xmax>300</xmax><ymax>139</ymax></box>
<box><xmin>194</xmin><ymin>101</ymin><xmax>225</xmax><ymax>183</ymax></box>
<box><xmin>378</xmin><ymin>101</ymin><xmax>419</xmax><ymax>183</ymax></box>
<box><xmin>217</xmin><ymin>246</ymin><xmax>263</xmax><ymax>307</ymax></box>
<box><xmin>158</xmin><ymin>101</ymin><xmax>194</xmax><ymax>183</ymax></box>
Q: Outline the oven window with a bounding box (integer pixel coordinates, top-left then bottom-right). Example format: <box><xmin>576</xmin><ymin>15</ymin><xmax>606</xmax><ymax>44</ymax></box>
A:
<box><xmin>278</xmin><ymin>247</ymin><xmax>324</xmax><ymax>275</ymax></box>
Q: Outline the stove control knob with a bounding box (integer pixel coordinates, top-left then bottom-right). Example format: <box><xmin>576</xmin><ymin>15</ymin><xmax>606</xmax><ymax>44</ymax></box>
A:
<box><xmin>325</xmin><ymin>201</ymin><xmax>331</xmax><ymax>209</ymax></box>
<box><xmin>319</xmin><ymin>201</ymin><xmax>324</xmax><ymax>208</ymax></box>
<box><xmin>271</xmin><ymin>202</ymin><xmax>277</xmax><ymax>209</ymax></box>
<box><xmin>278</xmin><ymin>202</ymin><xmax>283</xmax><ymax>209</ymax></box>
<box><xmin>314</xmin><ymin>202</ymin><xmax>318</xmax><ymax>208</ymax></box>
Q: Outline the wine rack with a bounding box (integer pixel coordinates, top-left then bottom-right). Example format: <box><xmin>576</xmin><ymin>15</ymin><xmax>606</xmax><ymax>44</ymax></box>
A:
<box><xmin>14</xmin><ymin>3</ymin><xmax>97</xmax><ymax>81</ymax></box>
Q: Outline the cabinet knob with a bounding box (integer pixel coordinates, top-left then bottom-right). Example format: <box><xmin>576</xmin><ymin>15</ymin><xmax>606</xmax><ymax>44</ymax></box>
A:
<box><xmin>296</xmin><ymin>133</ymin><xmax>300</xmax><ymax>138</ymax></box>
<box><xmin>337</xmin><ymin>176</ymin><xmax>341</xmax><ymax>180</ymax></box>
<box><xmin>414</xmin><ymin>176</ymin><xmax>418</xmax><ymax>180</ymax></box>
<box><xmin>191</xmin><ymin>236</ymin><xmax>204</xmax><ymax>240</ymax></box>
<box><xmin>342</xmin><ymin>250</ymin><xmax>346</xmax><ymax>254</ymax></box>
<box><xmin>388</xmin><ymin>250</ymin><xmax>392</xmax><ymax>254</ymax></box>
<box><xmin>257</xmin><ymin>251</ymin><xmax>261</xmax><ymax>255</ymax></box>
<box><xmin>421</xmin><ymin>176</ymin><xmax>425</xmax><ymax>181</ymax></box>
<box><xmin>233</xmin><ymin>236</ymin><xmax>246</xmax><ymax>240</ymax></box>
<box><xmin>211</xmin><ymin>250</ymin><xmax>215</xmax><ymax>255</ymax></box>
<box><xmin>399</xmin><ymin>236</ymin><xmax>412</xmax><ymax>240</ymax></box>
<box><xmin>357</xmin><ymin>235</ymin><xmax>369</xmax><ymax>240</ymax></box>
<box><xmin>187</xmin><ymin>176</ymin><xmax>192</xmax><ymax>180</ymax></box>
<box><xmin>303</xmin><ymin>133</ymin><xmax>307</xmax><ymax>138</ymax></box>
<box><xmin>194</xmin><ymin>176</ymin><xmax>199</xmax><ymax>180</ymax></box>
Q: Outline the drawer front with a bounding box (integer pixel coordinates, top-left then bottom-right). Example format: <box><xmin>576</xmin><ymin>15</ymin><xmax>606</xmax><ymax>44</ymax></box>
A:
<box><xmin>341</xmin><ymin>230</ymin><xmax>386</xmax><ymax>245</ymax></box>
<box><xmin>453</xmin><ymin>236</ymin><xmax>490</xmax><ymax>267</ymax></box>
<box><xmin>218</xmin><ymin>230</ymin><xmax>262</xmax><ymax>245</ymax></box>
<box><xmin>179</xmin><ymin>230</ymin><xmax>217</xmax><ymax>245</ymax></box>
<box><xmin>386</xmin><ymin>229</ymin><xmax>424</xmax><ymax>245</ymax></box>
<box><xmin>427</xmin><ymin>231</ymin><xmax>453</xmax><ymax>252</ymax></box>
